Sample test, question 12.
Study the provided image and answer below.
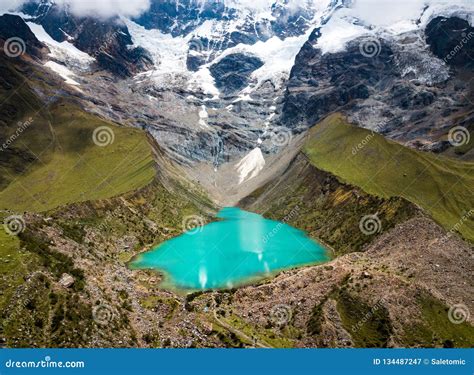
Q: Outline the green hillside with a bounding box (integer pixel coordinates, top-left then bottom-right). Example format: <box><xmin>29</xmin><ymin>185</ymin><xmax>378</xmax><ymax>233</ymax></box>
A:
<box><xmin>0</xmin><ymin>55</ymin><xmax>155</xmax><ymax>212</ymax></box>
<box><xmin>304</xmin><ymin>114</ymin><xmax>474</xmax><ymax>242</ymax></box>
<box><xmin>0</xmin><ymin>103</ymin><xmax>155</xmax><ymax>212</ymax></box>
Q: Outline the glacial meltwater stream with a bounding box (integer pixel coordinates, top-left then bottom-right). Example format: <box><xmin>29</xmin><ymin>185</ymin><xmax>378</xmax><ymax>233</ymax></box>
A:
<box><xmin>129</xmin><ymin>207</ymin><xmax>329</xmax><ymax>291</ymax></box>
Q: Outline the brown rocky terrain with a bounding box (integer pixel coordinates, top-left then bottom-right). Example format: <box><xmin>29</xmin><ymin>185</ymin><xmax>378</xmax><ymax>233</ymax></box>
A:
<box><xmin>223</xmin><ymin>216</ymin><xmax>473</xmax><ymax>348</ymax></box>
<box><xmin>3</xmin><ymin>159</ymin><xmax>472</xmax><ymax>348</ymax></box>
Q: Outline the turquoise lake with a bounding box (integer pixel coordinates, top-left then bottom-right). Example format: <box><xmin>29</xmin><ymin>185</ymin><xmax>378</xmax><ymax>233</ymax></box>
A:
<box><xmin>129</xmin><ymin>207</ymin><xmax>329</xmax><ymax>291</ymax></box>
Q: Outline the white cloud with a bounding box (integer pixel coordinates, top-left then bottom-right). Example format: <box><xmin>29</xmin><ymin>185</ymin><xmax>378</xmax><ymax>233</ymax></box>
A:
<box><xmin>350</xmin><ymin>0</ymin><xmax>428</xmax><ymax>26</ymax></box>
<box><xmin>0</xmin><ymin>0</ymin><xmax>26</xmax><ymax>14</ymax></box>
<box><xmin>1</xmin><ymin>0</ymin><xmax>151</xmax><ymax>18</ymax></box>
<box><xmin>350</xmin><ymin>0</ymin><xmax>474</xmax><ymax>27</ymax></box>
<box><xmin>57</xmin><ymin>0</ymin><xmax>150</xmax><ymax>18</ymax></box>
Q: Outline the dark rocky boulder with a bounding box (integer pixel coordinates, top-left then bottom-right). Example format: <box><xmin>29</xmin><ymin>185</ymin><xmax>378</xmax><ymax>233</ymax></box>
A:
<box><xmin>0</xmin><ymin>14</ymin><xmax>45</xmax><ymax>59</ymax></box>
<box><xmin>426</xmin><ymin>16</ymin><xmax>474</xmax><ymax>69</ymax></box>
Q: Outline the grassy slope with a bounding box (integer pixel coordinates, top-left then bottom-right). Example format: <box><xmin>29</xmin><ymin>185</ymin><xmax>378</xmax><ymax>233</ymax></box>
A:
<box><xmin>0</xmin><ymin>228</ymin><xmax>34</xmax><ymax>311</ymax></box>
<box><xmin>0</xmin><ymin>102</ymin><xmax>155</xmax><ymax>212</ymax></box>
<box><xmin>0</xmin><ymin>57</ymin><xmax>46</xmax><ymax>189</ymax></box>
<box><xmin>0</xmin><ymin>54</ymin><xmax>155</xmax><ymax>213</ymax></box>
<box><xmin>304</xmin><ymin>114</ymin><xmax>474</xmax><ymax>243</ymax></box>
<box><xmin>0</xmin><ymin>55</ymin><xmax>219</xmax><ymax>347</ymax></box>
<box><xmin>401</xmin><ymin>293</ymin><xmax>474</xmax><ymax>348</ymax></box>
<box><xmin>307</xmin><ymin>283</ymin><xmax>474</xmax><ymax>348</ymax></box>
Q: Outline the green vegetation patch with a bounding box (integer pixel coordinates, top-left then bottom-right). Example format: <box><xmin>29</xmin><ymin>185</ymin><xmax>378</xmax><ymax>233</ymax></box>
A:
<box><xmin>0</xmin><ymin>227</ymin><xmax>34</xmax><ymax>311</ymax></box>
<box><xmin>0</xmin><ymin>102</ymin><xmax>155</xmax><ymax>212</ymax></box>
<box><xmin>306</xmin><ymin>281</ymin><xmax>392</xmax><ymax>348</ymax></box>
<box><xmin>335</xmin><ymin>288</ymin><xmax>392</xmax><ymax>348</ymax></box>
<box><xmin>222</xmin><ymin>313</ymin><xmax>296</xmax><ymax>348</ymax></box>
<box><xmin>304</xmin><ymin>114</ymin><xmax>474</xmax><ymax>242</ymax></box>
<box><xmin>401</xmin><ymin>294</ymin><xmax>474</xmax><ymax>348</ymax></box>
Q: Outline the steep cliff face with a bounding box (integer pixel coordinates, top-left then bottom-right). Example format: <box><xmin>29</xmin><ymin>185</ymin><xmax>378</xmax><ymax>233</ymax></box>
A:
<box><xmin>22</xmin><ymin>1</ymin><xmax>153</xmax><ymax>77</ymax></box>
<box><xmin>0</xmin><ymin>14</ymin><xmax>45</xmax><ymax>58</ymax></box>
<box><xmin>426</xmin><ymin>16</ymin><xmax>474</xmax><ymax>69</ymax></box>
<box><xmin>280</xmin><ymin>15</ymin><xmax>473</xmax><ymax>152</ymax></box>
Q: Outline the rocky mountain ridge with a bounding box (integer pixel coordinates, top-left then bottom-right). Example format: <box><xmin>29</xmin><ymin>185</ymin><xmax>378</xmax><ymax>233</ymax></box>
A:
<box><xmin>0</xmin><ymin>2</ymin><xmax>473</xmax><ymax>348</ymax></box>
<box><xmin>9</xmin><ymin>1</ymin><xmax>470</xmax><ymax>173</ymax></box>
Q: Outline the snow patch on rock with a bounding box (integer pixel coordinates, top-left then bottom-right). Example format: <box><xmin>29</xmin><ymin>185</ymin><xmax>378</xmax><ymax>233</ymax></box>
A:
<box><xmin>236</xmin><ymin>147</ymin><xmax>265</xmax><ymax>184</ymax></box>
<box><xmin>315</xmin><ymin>0</ymin><xmax>474</xmax><ymax>55</ymax></box>
<box><xmin>316</xmin><ymin>16</ymin><xmax>368</xmax><ymax>54</ymax></box>
<box><xmin>198</xmin><ymin>105</ymin><xmax>210</xmax><ymax>129</ymax></box>
<box><xmin>44</xmin><ymin>61</ymin><xmax>80</xmax><ymax>86</ymax></box>
<box><xmin>26</xmin><ymin>22</ymin><xmax>94</xmax><ymax>69</ymax></box>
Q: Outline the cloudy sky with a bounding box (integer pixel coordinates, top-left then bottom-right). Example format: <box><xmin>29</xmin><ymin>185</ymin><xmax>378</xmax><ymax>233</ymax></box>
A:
<box><xmin>1</xmin><ymin>0</ymin><xmax>472</xmax><ymax>21</ymax></box>
<box><xmin>1</xmin><ymin>0</ymin><xmax>151</xmax><ymax>18</ymax></box>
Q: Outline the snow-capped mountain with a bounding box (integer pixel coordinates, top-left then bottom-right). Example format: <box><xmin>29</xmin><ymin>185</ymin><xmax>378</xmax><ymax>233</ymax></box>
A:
<box><xmin>3</xmin><ymin>0</ymin><xmax>473</xmax><ymax>183</ymax></box>
<box><xmin>12</xmin><ymin>0</ymin><xmax>347</xmax><ymax>176</ymax></box>
<box><xmin>282</xmin><ymin>1</ymin><xmax>474</xmax><ymax>150</ymax></box>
